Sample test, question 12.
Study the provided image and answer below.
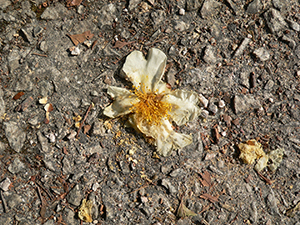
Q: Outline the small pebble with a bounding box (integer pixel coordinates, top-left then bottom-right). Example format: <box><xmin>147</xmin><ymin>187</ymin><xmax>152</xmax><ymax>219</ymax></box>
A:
<box><xmin>0</xmin><ymin>178</ymin><xmax>11</xmax><ymax>191</ymax></box>
<box><xmin>46</xmin><ymin>132</ymin><xmax>56</xmax><ymax>143</ymax></box>
<box><xmin>70</xmin><ymin>46</ymin><xmax>80</xmax><ymax>56</ymax></box>
<box><xmin>179</xmin><ymin>8</ymin><xmax>185</xmax><ymax>15</ymax></box>
<box><xmin>204</xmin><ymin>152</ymin><xmax>217</xmax><ymax>160</ymax></box>
<box><xmin>200</xmin><ymin>110</ymin><xmax>209</xmax><ymax>119</ymax></box>
<box><xmin>83</xmin><ymin>40</ymin><xmax>92</xmax><ymax>48</ymax></box>
<box><xmin>39</xmin><ymin>96</ymin><xmax>48</xmax><ymax>105</ymax></box>
<box><xmin>208</xmin><ymin>103</ymin><xmax>218</xmax><ymax>115</ymax></box>
<box><xmin>218</xmin><ymin>100</ymin><xmax>225</xmax><ymax>108</ymax></box>
<box><xmin>67</xmin><ymin>130</ymin><xmax>77</xmax><ymax>140</ymax></box>
<box><xmin>199</xmin><ymin>94</ymin><xmax>209</xmax><ymax>108</ymax></box>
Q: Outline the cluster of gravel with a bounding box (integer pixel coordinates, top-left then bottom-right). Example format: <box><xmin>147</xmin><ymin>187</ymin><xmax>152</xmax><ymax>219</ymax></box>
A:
<box><xmin>0</xmin><ymin>0</ymin><xmax>300</xmax><ymax>224</ymax></box>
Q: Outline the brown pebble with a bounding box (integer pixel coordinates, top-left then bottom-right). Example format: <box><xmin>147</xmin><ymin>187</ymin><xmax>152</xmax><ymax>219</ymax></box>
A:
<box><xmin>13</xmin><ymin>92</ymin><xmax>25</xmax><ymax>100</ymax></box>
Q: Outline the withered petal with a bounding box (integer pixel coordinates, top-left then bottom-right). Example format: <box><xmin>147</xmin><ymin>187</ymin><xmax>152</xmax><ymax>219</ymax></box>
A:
<box><xmin>163</xmin><ymin>89</ymin><xmax>200</xmax><ymax>126</ymax></box>
<box><xmin>103</xmin><ymin>86</ymin><xmax>139</xmax><ymax>118</ymax></box>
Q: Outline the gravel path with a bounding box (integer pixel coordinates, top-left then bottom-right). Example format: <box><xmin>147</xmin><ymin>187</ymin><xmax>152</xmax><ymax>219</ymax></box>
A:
<box><xmin>0</xmin><ymin>0</ymin><xmax>300</xmax><ymax>224</ymax></box>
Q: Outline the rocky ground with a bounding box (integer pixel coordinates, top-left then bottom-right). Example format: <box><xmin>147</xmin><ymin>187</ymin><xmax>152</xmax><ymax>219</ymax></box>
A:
<box><xmin>0</xmin><ymin>0</ymin><xmax>300</xmax><ymax>224</ymax></box>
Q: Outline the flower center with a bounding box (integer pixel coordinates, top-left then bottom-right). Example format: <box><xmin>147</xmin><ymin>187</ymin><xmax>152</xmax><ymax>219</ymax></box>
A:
<box><xmin>130</xmin><ymin>86</ymin><xmax>172</xmax><ymax>125</ymax></box>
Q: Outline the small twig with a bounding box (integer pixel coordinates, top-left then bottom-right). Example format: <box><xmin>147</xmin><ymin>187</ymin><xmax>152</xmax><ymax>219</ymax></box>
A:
<box><xmin>76</xmin><ymin>103</ymin><xmax>94</xmax><ymax>139</ymax></box>
<box><xmin>128</xmin><ymin>181</ymin><xmax>151</xmax><ymax>194</ymax></box>
<box><xmin>0</xmin><ymin>190</ymin><xmax>8</xmax><ymax>213</ymax></box>
<box><xmin>32</xmin><ymin>52</ymin><xmax>48</xmax><ymax>57</ymax></box>
<box><xmin>145</xmin><ymin>36</ymin><xmax>167</xmax><ymax>46</ymax></box>
<box><xmin>21</xmin><ymin>36</ymin><xmax>44</xmax><ymax>63</ymax></box>
<box><xmin>36</xmin><ymin>180</ymin><xmax>54</xmax><ymax>200</ymax></box>
<box><xmin>36</xmin><ymin>186</ymin><xmax>46</xmax><ymax>205</ymax></box>
<box><xmin>257</xmin><ymin>171</ymin><xmax>273</xmax><ymax>185</ymax></box>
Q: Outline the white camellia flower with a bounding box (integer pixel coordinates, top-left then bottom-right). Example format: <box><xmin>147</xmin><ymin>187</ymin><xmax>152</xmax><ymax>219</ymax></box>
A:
<box><xmin>103</xmin><ymin>48</ymin><xmax>200</xmax><ymax>156</ymax></box>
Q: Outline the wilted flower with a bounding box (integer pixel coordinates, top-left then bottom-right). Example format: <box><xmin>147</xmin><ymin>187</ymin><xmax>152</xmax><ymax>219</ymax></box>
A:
<box><xmin>103</xmin><ymin>48</ymin><xmax>200</xmax><ymax>156</ymax></box>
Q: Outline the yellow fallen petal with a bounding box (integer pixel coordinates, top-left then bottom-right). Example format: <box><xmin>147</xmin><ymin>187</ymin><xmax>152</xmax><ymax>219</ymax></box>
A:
<box><xmin>78</xmin><ymin>199</ymin><xmax>93</xmax><ymax>223</ymax></box>
<box><xmin>238</xmin><ymin>139</ymin><xmax>265</xmax><ymax>165</ymax></box>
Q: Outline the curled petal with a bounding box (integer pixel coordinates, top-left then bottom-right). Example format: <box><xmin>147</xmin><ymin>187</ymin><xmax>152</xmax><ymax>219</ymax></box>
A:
<box><xmin>103</xmin><ymin>86</ymin><xmax>139</xmax><ymax>118</ymax></box>
<box><xmin>134</xmin><ymin>116</ymin><xmax>192</xmax><ymax>156</ymax></box>
<box><xmin>163</xmin><ymin>89</ymin><xmax>200</xmax><ymax>126</ymax></box>
<box><xmin>122</xmin><ymin>48</ymin><xmax>167</xmax><ymax>93</ymax></box>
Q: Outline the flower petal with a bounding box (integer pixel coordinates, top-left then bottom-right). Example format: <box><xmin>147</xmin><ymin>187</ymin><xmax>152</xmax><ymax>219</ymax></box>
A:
<box><xmin>163</xmin><ymin>89</ymin><xmax>200</xmax><ymax>126</ymax></box>
<box><xmin>122</xmin><ymin>48</ymin><xmax>167</xmax><ymax>93</ymax></box>
<box><xmin>134</xmin><ymin>116</ymin><xmax>192</xmax><ymax>156</ymax></box>
<box><xmin>103</xmin><ymin>86</ymin><xmax>139</xmax><ymax>118</ymax></box>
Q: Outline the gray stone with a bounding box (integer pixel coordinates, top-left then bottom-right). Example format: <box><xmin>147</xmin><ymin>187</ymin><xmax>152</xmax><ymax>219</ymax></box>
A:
<box><xmin>43</xmin><ymin>219</ymin><xmax>55</xmax><ymax>225</ymax></box>
<box><xmin>85</xmin><ymin>144</ymin><xmax>102</xmax><ymax>155</ymax></box>
<box><xmin>169</xmin><ymin>168</ymin><xmax>185</xmax><ymax>177</ymax></box>
<box><xmin>21</xmin><ymin>0</ymin><xmax>36</xmax><ymax>18</ymax></box>
<box><xmin>208</xmin><ymin>165</ymin><xmax>223</xmax><ymax>175</ymax></box>
<box><xmin>0</xmin><ymin>178</ymin><xmax>11</xmax><ymax>191</ymax></box>
<box><xmin>174</xmin><ymin>20</ymin><xmax>189</xmax><ymax>31</ymax></box>
<box><xmin>7</xmin><ymin>49</ymin><xmax>21</xmax><ymax>72</ymax></box>
<box><xmin>4</xmin><ymin>121</ymin><xmax>26</xmax><ymax>153</ymax></box>
<box><xmin>233</xmin><ymin>38</ymin><xmax>251</xmax><ymax>57</ymax></box>
<box><xmin>37</xmin><ymin>131</ymin><xmax>50</xmax><ymax>153</ymax></box>
<box><xmin>33</xmin><ymin>26</ymin><xmax>44</xmax><ymax>37</ymax></box>
<box><xmin>200</xmin><ymin>0</ymin><xmax>222</xmax><ymax>19</ymax></box>
<box><xmin>20</xmin><ymin>27</ymin><xmax>34</xmax><ymax>44</ymax></box>
<box><xmin>161</xmin><ymin>164</ymin><xmax>172</xmax><ymax>174</ymax></box>
<box><xmin>0</xmin><ymin>0</ymin><xmax>11</xmax><ymax>9</ymax></box>
<box><xmin>233</xmin><ymin>94</ymin><xmax>261</xmax><ymax>114</ymax></box>
<box><xmin>272</xmin><ymin>0</ymin><xmax>287</xmax><ymax>11</ymax></box>
<box><xmin>203</xmin><ymin>45</ymin><xmax>217</xmax><ymax>64</ymax></box>
<box><xmin>166</xmin><ymin>68</ymin><xmax>177</xmax><ymax>87</ymax></box>
<box><xmin>62</xmin><ymin>208</ymin><xmax>76</xmax><ymax>224</ymax></box>
<box><xmin>250</xmin><ymin>201</ymin><xmax>258</xmax><ymax>223</ymax></box>
<box><xmin>264</xmin><ymin>80</ymin><xmax>275</xmax><ymax>90</ymax></box>
<box><xmin>240</xmin><ymin>72</ymin><xmax>250</xmax><ymax>88</ymax></box>
<box><xmin>264</xmin><ymin>8</ymin><xmax>288</xmax><ymax>34</ymax></box>
<box><xmin>161</xmin><ymin>179</ymin><xmax>177</xmax><ymax>194</ymax></box>
<box><xmin>128</xmin><ymin>0</ymin><xmax>141</xmax><ymax>11</ymax></box>
<box><xmin>266</xmin><ymin>189</ymin><xmax>280</xmax><ymax>216</ymax></box>
<box><xmin>67</xmin><ymin>184</ymin><xmax>83</xmax><ymax>206</ymax></box>
<box><xmin>92</xmin><ymin>120</ymin><xmax>106</xmax><ymax>136</ymax></box>
<box><xmin>151</xmin><ymin>10</ymin><xmax>166</xmax><ymax>26</ymax></box>
<box><xmin>224</xmin><ymin>0</ymin><xmax>241</xmax><ymax>16</ymax></box>
<box><xmin>43</xmin><ymin>158</ymin><xmax>57</xmax><ymax>172</ymax></box>
<box><xmin>0</xmin><ymin>142</ymin><xmax>5</xmax><ymax>155</ymax></box>
<box><xmin>246</xmin><ymin>0</ymin><xmax>262</xmax><ymax>14</ymax></box>
<box><xmin>62</xmin><ymin>156</ymin><xmax>73</xmax><ymax>175</ymax></box>
<box><xmin>8</xmin><ymin>158</ymin><xmax>26</xmax><ymax>174</ymax></box>
<box><xmin>14</xmin><ymin>75</ymin><xmax>34</xmax><ymax>91</ymax></box>
<box><xmin>286</xmin><ymin>19</ymin><xmax>300</xmax><ymax>32</ymax></box>
<box><xmin>102</xmin><ymin>196</ymin><xmax>115</xmax><ymax>220</ymax></box>
<box><xmin>41</xmin><ymin>7</ymin><xmax>59</xmax><ymax>20</ymax></box>
<box><xmin>186</xmin><ymin>0</ymin><xmax>202</xmax><ymax>11</ymax></box>
<box><xmin>253</xmin><ymin>47</ymin><xmax>270</xmax><ymax>61</ymax></box>
<box><xmin>281</xmin><ymin>35</ymin><xmax>296</xmax><ymax>49</ymax></box>
<box><xmin>6</xmin><ymin>193</ymin><xmax>24</xmax><ymax>209</ymax></box>
<box><xmin>97</xmin><ymin>3</ymin><xmax>117</xmax><ymax>27</ymax></box>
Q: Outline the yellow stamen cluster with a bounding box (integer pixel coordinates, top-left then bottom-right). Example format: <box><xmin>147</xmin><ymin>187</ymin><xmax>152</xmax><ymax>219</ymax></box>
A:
<box><xmin>130</xmin><ymin>85</ymin><xmax>172</xmax><ymax>125</ymax></box>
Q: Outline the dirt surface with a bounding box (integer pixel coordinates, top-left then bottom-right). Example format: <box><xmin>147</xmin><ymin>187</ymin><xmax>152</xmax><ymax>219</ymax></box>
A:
<box><xmin>0</xmin><ymin>0</ymin><xmax>300</xmax><ymax>224</ymax></box>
